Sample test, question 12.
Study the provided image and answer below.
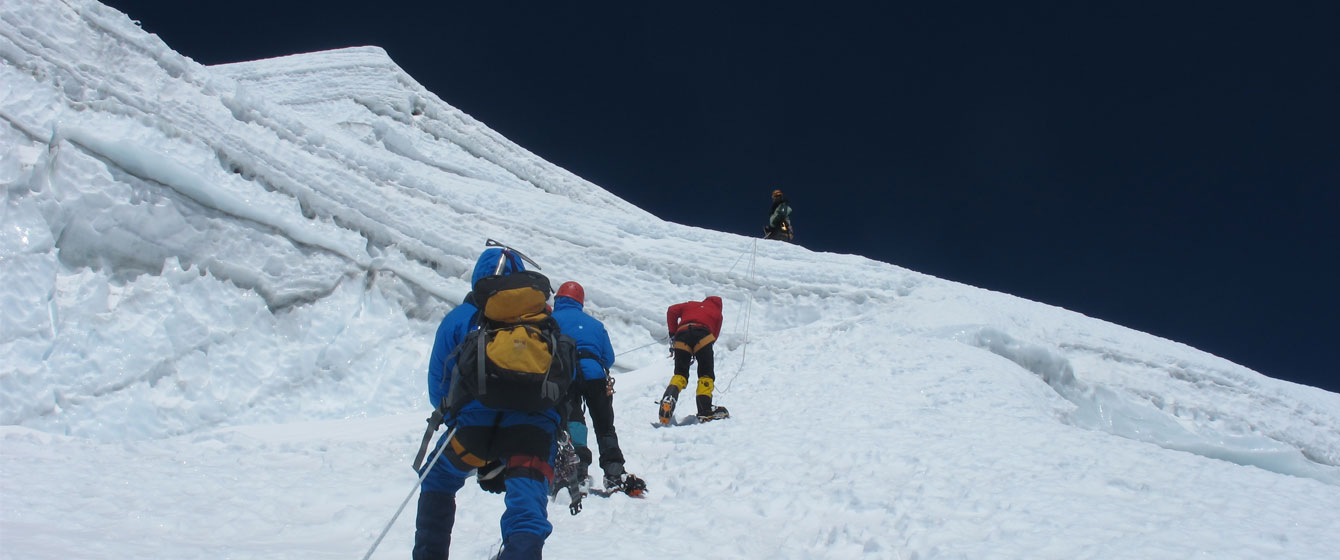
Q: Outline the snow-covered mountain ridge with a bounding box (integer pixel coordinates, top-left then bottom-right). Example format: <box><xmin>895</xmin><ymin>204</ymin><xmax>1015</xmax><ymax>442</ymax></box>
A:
<box><xmin>3</xmin><ymin>1</ymin><xmax>1338</xmax><ymax>558</ymax></box>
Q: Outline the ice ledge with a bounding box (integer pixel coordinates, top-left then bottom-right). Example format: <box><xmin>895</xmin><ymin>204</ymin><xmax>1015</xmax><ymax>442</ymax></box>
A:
<box><xmin>209</xmin><ymin>46</ymin><xmax>399</xmax><ymax>74</ymax></box>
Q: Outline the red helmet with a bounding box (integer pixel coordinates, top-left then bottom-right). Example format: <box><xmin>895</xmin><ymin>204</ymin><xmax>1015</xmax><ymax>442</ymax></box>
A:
<box><xmin>556</xmin><ymin>281</ymin><xmax>585</xmax><ymax>305</ymax></box>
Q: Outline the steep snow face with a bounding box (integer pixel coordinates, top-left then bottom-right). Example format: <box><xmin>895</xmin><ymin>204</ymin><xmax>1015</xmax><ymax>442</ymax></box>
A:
<box><xmin>3</xmin><ymin>1</ymin><xmax>1339</xmax><ymax>558</ymax></box>
<box><xmin>212</xmin><ymin>47</ymin><xmax>645</xmax><ymax>214</ymax></box>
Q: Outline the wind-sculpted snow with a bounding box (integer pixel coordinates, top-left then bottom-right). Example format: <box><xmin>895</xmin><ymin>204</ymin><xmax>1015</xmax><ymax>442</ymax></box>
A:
<box><xmin>967</xmin><ymin>326</ymin><xmax>1340</xmax><ymax>483</ymax></box>
<box><xmin>3</xmin><ymin>0</ymin><xmax>1340</xmax><ymax>558</ymax></box>
<box><xmin>211</xmin><ymin>47</ymin><xmax>644</xmax><ymax>215</ymax></box>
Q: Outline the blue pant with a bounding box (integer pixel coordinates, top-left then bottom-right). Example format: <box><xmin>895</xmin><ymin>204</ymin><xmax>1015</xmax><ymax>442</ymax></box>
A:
<box><xmin>419</xmin><ymin>401</ymin><xmax>560</xmax><ymax>540</ymax></box>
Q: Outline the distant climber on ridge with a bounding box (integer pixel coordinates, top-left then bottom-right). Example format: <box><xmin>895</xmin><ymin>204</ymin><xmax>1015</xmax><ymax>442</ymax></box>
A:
<box><xmin>763</xmin><ymin>189</ymin><xmax>794</xmax><ymax>242</ymax></box>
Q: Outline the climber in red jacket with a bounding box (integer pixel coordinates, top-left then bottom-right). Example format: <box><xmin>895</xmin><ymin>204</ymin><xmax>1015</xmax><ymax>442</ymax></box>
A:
<box><xmin>659</xmin><ymin>296</ymin><xmax>729</xmax><ymax>424</ymax></box>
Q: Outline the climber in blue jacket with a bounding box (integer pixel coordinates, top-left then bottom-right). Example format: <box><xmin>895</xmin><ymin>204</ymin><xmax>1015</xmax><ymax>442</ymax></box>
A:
<box><xmin>550</xmin><ymin>281</ymin><xmax>645</xmax><ymax>496</ymax></box>
<box><xmin>416</xmin><ymin>246</ymin><xmax>565</xmax><ymax>560</ymax></box>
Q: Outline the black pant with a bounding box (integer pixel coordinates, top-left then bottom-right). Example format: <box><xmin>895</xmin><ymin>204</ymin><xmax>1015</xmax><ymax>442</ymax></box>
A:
<box><xmin>671</xmin><ymin>326</ymin><xmax>716</xmax><ymax>415</ymax></box>
<box><xmin>672</xmin><ymin>326</ymin><xmax>715</xmax><ymax>380</ymax></box>
<box><xmin>566</xmin><ymin>376</ymin><xmax>626</xmax><ymax>476</ymax></box>
<box><xmin>765</xmin><ymin>222</ymin><xmax>794</xmax><ymax>242</ymax></box>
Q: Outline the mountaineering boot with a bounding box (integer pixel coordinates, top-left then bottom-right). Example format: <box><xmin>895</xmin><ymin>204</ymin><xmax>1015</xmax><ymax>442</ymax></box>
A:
<box><xmin>696</xmin><ymin>394</ymin><xmax>713</xmax><ymax>418</ymax></box>
<box><xmin>621</xmin><ymin>473</ymin><xmax>647</xmax><ymax>497</ymax></box>
<box><xmin>498</xmin><ymin>531</ymin><xmax>544</xmax><ymax>560</ymax></box>
<box><xmin>412</xmin><ymin>490</ymin><xmax>456</xmax><ymax>560</ymax></box>
<box><xmin>603</xmin><ymin>471</ymin><xmax>648</xmax><ymax>497</ymax></box>
<box><xmin>696</xmin><ymin>394</ymin><xmax>729</xmax><ymax>422</ymax></box>
<box><xmin>697</xmin><ymin>405</ymin><xmax>730</xmax><ymax>423</ymax></box>
<box><xmin>658</xmin><ymin>385</ymin><xmax>680</xmax><ymax>425</ymax></box>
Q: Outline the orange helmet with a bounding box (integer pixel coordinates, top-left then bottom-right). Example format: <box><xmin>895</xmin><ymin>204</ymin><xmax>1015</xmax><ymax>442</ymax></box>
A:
<box><xmin>772</xmin><ymin>189</ymin><xmax>783</xmax><ymax>198</ymax></box>
<box><xmin>556</xmin><ymin>281</ymin><xmax>585</xmax><ymax>305</ymax></box>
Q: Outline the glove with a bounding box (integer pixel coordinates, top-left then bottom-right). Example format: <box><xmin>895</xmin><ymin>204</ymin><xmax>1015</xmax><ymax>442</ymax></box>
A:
<box><xmin>477</xmin><ymin>460</ymin><xmax>505</xmax><ymax>494</ymax></box>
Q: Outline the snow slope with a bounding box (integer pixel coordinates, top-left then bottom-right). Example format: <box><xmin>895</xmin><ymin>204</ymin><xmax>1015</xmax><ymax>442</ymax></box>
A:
<box><xmin>3</xmin><ymin>1</ymin><xmax>1338</xmax><ymax>558</ymax></box>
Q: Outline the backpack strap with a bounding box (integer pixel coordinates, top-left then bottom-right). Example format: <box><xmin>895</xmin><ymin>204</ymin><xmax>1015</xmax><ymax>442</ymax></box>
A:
<box><xmin>539</xmin><ymin>331</ymin><xmax>561</xmax><ymax>403</ymax></box>
<box><xmin>441</xmin><ymin>310</ymin><xmax>480</xmax><ymax>416</ymax></box>
<box><xmin>476</xmin><ymin>327</ymin><xmax>489</xmax><ymax>399</ymax></box>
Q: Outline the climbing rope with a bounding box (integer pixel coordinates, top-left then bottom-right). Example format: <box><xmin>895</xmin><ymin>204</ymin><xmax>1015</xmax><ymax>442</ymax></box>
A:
<box><xmin>719</xmin><ymin>239</ymin><xmax>758</xmax><ymax>394</ymax></box>
<box><xmin>614</xmin><ymin>335</ymin><xmax>670</xmax><ymax>358</ymax></box>
<box><xmin>725</xmin><ymin>239</ymin><xmax>756</xmax><ymax>276</ymax></box>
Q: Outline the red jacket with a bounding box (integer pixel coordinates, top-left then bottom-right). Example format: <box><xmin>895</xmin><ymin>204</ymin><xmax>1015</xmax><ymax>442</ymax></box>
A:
<box><xmin>666</xmin><ymin>296</ymin><xmax>723</xmax><ymax>338</ymax></box>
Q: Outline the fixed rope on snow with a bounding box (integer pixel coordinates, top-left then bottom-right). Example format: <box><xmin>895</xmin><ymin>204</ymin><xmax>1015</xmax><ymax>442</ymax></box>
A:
<box><xmin>614</xmin><ymin>334</ymin><xmax>670</xmax><ymax>358</ymax></box>
<box><xmin>718</xmin><ymin>239</ymin><xmax>757</xmax><ymax>394</ymax></box>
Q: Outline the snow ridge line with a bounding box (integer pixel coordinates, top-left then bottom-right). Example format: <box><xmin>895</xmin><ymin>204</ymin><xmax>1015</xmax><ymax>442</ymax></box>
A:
<box><xmin>213</xmin><ymin>47</ymin><xmax>646</xmax><ymax>215</ymax></box>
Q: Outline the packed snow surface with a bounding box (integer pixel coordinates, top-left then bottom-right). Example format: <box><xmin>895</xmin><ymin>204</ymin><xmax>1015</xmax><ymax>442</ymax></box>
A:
<box><xmin>3</xmin><ymin>1</ymin><xmax>1338</xmax><ymax>558</ymax></box>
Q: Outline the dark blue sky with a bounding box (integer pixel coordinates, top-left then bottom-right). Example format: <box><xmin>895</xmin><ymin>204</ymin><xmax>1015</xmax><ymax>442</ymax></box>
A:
<box><xmin>106</xmin><ymin>1</ymin><xmax>1339</xmax><ymax>393</ymax></box>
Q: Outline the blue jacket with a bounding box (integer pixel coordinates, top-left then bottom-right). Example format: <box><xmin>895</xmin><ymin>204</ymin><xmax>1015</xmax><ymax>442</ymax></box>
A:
<box><xmin>426</xmin><ymin>248</ymin><xmax>525</xmax><ymax>408</ymax></box>
<box><xmin>551</xmin><ymin>296</ymin><xmax>615</xmax><ymax>381</ymax></box>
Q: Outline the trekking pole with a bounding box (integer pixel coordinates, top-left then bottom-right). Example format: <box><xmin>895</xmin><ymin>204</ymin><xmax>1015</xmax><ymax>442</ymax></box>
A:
<box><xmin>614</xmin><ymin>334</ymin><xmax>670</xmax><ymax>358</ymax></box>
<box><xmin>361</xmin><ymin>426</ymin><xmax>459</xmax><ymax>560</ymax></box>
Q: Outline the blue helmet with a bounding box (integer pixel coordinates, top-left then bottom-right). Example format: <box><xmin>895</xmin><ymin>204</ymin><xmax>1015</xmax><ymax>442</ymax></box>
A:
<box><xmin>471</xmin><ymin>247</ymin><xmax>526</xmax><ymax>287</ymax></box>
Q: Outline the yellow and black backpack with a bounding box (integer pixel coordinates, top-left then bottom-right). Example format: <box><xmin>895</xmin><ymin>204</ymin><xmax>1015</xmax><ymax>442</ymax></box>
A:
<box><xmin>445</xmin><ymin>270</ymin><xmax>577</xmax><ymax>414</ymax></box>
